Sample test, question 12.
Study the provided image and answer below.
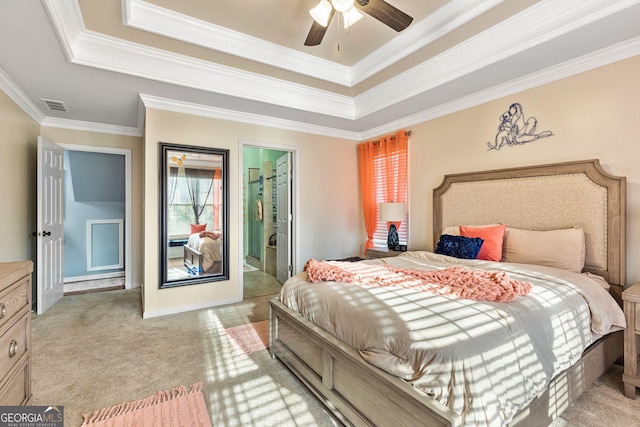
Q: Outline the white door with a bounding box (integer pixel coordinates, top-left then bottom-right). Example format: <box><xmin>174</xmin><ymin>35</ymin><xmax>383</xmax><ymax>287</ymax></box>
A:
<box><xmin>36</xmin><ymin>137</ymin><xmax>64</xmax><ymax>314</ymax></box>
<box><xmin>276</xmin><ymin>153</ymin><xmax>292</xmax><ymax>284</ymax></box>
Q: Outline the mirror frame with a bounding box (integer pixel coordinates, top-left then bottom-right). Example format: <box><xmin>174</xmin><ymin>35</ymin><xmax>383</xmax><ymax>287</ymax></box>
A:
<box><xmin>159</xmin><ymin>142</ymin><xmax>229</xmax><ymax>288</ymax></box>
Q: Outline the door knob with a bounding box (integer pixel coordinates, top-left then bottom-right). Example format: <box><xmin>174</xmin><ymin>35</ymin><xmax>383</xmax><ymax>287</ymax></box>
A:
<box><xmin>42</xmin><ymin>231</ymin><xmax>51</xmax><ymax>237</ymax></box>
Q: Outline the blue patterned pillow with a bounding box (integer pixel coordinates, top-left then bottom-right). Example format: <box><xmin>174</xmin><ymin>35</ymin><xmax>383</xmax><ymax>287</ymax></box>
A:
<box><xmin>435</xmin><ymin>234</ymin><xmax>484</xmax><ymax>259</ymax></box>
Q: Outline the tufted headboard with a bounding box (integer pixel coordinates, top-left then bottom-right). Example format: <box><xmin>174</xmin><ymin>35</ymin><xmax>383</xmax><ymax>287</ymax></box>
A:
<box><xmin>433</xmin><ymin>160</ymin><xmax>626</xmax><ymax>287</ymax></box>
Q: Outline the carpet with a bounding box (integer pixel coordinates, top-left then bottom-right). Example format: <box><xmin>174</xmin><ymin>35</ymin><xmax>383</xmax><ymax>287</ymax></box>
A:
<box><xmin>224</xmin><ymin>320</ymin><xmax>269</xmax><ymax>355</ymax></box>
<box><xmin>81</xmin><ymin>382</ymin><xmax>211</xmax><ymax>427</ymax></box>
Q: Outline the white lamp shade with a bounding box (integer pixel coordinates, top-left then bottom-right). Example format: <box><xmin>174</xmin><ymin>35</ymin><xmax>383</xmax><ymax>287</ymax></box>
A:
<box><xmin>331</xmin><ymin>0</ymin><xmax>355</xmax><ymax>13</ymax></box>
<box><xmin>379</xmin><ymin>202</ymin><xmax>406</xmax><ymax>222</ymax></box>
<box><xmin>342</xmin><ymin>7</ymin><xmax>363</xmax><ymax>28</ymax></box>
<box><xmin>310</xmin><ymin>0</ymin><xmax>332</xmax><ymax>27</ymax></box>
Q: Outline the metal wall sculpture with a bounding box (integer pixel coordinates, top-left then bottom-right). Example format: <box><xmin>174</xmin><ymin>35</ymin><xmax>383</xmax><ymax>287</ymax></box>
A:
<box><xmin>487</xmin><ymin>103</ymin><xmax>553</xmax><ymax>150</ymax></box>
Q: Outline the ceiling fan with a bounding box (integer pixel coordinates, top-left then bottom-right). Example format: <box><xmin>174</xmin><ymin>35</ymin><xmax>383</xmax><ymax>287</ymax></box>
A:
<box><xmin>305</xmin><ymin>0</ymin><xmax>413</xmax><ymax>46</ymax></box>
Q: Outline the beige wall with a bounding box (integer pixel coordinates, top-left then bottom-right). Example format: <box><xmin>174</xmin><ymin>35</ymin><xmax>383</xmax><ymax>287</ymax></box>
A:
<box><xmin>39</xmin><ymin>127</ymin><xmax>144</xmax><ymax>287</ymax></box>
<box><xmin>0</xmin><ymin>91</ymin><xmax>40</xmax><ymax>262</ymax></box>
<box><xmin>143</xmin><ymin>108</ymin><xmax>360</xmax><ymax>317</ymax></box>
<box><xmin>3</xmin><ymin>54</ymin><xmax>638</xmax><ymax>316</ymax></box>
<box><xmin>406</xmin><ymin>56</ymin><xmax>640</xmax><ymax>284</ymax></box>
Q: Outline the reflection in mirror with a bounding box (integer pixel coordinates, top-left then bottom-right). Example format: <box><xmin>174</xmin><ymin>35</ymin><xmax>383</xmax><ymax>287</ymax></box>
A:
<box><xmin>160</xmin><ymin>143</ymin><xmax>229</xmax><ymax>288</ymax></box>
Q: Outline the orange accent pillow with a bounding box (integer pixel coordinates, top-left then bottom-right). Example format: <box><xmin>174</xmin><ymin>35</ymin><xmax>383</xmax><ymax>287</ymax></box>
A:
<box><xmin>190</xmin><ymin>223</ymin><xmax>206</xmax><ymax>234</ymax></box>
<box><xmin>459</xmin><ymin>224</ymin><xmax>506</xmax><ymax>262</ymax></box>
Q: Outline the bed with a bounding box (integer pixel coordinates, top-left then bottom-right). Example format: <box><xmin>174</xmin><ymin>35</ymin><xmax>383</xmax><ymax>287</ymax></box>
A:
<box><xmin>269</xmin><ymin>159</ymin><xmax>627</xmax><ymax>426</ymax></box>
<box><xmin>183</xmin><ymin>231</ymin><xmax>222</xmax><ymax>275</ymax></box>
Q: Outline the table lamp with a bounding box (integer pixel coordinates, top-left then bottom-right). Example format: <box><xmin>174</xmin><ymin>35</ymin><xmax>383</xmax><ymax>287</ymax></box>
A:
<box><xmin>379</xmin><ymin>202</ymin><xmax>405</xmax><ymax>249</ymax></box>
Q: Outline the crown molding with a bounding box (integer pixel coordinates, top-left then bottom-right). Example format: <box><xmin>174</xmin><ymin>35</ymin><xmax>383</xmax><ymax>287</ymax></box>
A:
<box><xmin>71</xmin><ymin>29</ymin><xmax>356</xmax><ymax>119</ymax></box>
<box><xmin>8</xmin><ymin>32</ymin><xmax>637</xmax><ymax>142</ymax></box>
<box><xmin>122</xmin><ymin>0</ymin><xmax>500</xmax><ymax>88</ymax></box>
<box><xmin>360</xmin><ymin>35</ymin><xmax>640</xmax><ymax>140</ymax></box>
<box><xmin>141</xmin><ymin>34</ymin><xmax>640</xmax><ymax>142</ymax></box>
<box><xmin>27</xmin><ymin>0</ymin><xmax>640</xmax><ymax>140</ymax></box>
<box><xmin>0</xmin><ymin>66</ymin><xmax>45</xmax><ymax>124</ymax></box>
<box><xmin>43</xmin><ymin>0</ymin><xmax>640</xmax><ymax>124</ymax></box>
<box><xmin>41</xmin><ymin>0</ymin><xmax>85</xmax><ymax>61</ymax></box>
<box><xmin>354</xmin><ymin>0</ymin><xmax>640</xmax><ymax>119</ymax></box>
<box><xmin>350</xmin><ymin>0</ymin><xmax>503</xmax><ymax>85</ymax></box>
<box><xmin>41</xmin><ymin>116</ymin><xmax>141</xmax><ymax>137</ymax></box>
<box><xmin>122</xmin><ymin>0</ymin><xmax>352</xmax><ymax>87</ymax></box>
<box><xmin>139</xmin><ymin>94</ymin><xmax>361</xmax><ymax>140</ymax></box>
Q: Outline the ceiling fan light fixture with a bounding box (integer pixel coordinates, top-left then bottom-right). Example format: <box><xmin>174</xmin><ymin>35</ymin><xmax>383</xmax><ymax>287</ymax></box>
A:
<box><xmin>310</xmin><ymin>0</ymin><xmax>332</xmax><ymax>27</ymax></box>
<box><xmin>342</xmin><ymin>7</ymin><xmax>363</xmax><ymax>29</ymax></box>
<box><xmin>331</xmin><ymin>0</ymin><xmax>355</xmax><ymax>13</ymax></box>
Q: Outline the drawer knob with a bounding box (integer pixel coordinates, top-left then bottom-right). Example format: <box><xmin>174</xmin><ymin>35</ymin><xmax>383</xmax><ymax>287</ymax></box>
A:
<box><xmin>0</xmin><ymin>303</ymin><xmax>5</xmax><ymax>319</ymax></box>
<box><xmin>8</xmin><ymin>340</ymin><xmax>18</xmax><ymax>358</ymax></box>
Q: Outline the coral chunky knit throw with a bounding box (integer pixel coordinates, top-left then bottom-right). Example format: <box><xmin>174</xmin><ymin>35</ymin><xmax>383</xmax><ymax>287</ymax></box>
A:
<box><xmin>304</xmin><ymin>259</ymin><xmax>531</xmax><ymax>302</ymax></box>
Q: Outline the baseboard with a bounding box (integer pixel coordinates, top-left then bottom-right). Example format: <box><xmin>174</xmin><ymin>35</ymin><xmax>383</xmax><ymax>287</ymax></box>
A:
<box><xmin>64</xmin><ymin>271</ymin><xmax>125</xmax><ymax>283</ymax></box>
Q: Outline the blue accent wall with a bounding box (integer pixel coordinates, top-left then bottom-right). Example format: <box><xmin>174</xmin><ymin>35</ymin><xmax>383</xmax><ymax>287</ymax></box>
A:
<box><xmin>63</xmin><ymin>151</ymin><xmax>125</xmax><ymax>278</ymax></box>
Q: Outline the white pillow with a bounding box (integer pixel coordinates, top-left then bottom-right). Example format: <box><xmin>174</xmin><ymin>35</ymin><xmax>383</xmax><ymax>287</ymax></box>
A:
<box><xmin>502</xmin><ymin>227</ymin><xmax>586</xmax><ymax>273</ymax></box>
<box><xmin>582</xmin><ymin>272</ymin><xmax>610</xmax><ymax>290</ymax></box>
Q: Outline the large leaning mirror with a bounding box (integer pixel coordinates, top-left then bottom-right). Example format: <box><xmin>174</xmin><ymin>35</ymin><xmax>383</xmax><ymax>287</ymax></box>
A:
<box><xmin>159</xmin><ymin>142</ymin><xmax>229</xmax><ymax>288</ymax></box>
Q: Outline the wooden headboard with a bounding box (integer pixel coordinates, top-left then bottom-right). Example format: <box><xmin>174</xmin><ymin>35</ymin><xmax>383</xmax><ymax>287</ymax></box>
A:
<box><xmin>433</xmin><ymin>160</ymin><xmax>626</xmax><ymax>287</ymax></box>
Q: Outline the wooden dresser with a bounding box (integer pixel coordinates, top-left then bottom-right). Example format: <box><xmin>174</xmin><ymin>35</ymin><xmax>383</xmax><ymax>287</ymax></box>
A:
<box><xmin>0</xmin><ymin>261</ymin><xmax>33</xmax><ymax>405</ymax></box>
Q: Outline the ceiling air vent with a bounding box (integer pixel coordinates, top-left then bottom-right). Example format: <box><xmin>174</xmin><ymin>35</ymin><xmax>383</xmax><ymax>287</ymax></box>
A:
<box><xmin>41</xmin><ymin>98</ymin><xmax>67</xmax><ymax>112</ymax></box>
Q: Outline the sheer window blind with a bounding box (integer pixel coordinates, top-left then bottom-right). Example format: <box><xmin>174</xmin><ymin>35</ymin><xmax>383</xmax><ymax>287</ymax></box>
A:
<box><xmin>372</xmin><ymin>147</ymin><xmax>408</xmax><ymax>247</ymax></box>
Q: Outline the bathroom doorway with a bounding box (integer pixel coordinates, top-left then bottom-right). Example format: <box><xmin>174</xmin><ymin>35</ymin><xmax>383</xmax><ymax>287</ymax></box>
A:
<box><xmin>241</xmin><ymin>141</ymin><xmax>296</xmax><ymax>299</ymax></box>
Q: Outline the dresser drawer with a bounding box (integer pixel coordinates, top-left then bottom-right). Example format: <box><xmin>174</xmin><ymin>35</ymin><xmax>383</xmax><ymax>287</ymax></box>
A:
<box><xmin>0</xmin><ymin>314</ymin><xmax>30</xmax><ymax>385</ymax></box>
<box><xmin>0</xmin><ymin>275</ymin><xmax>30</xmax><ymax>331</ymax></box>
<box><xmin>0</xmin><ymin>357</ymin><xmax>30</xmax><ymax>405</ymax></box>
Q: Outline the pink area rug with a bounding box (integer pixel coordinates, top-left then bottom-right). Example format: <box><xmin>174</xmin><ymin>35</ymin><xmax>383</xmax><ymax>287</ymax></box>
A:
<box><xmin>224</xmin><ymin>320</ymin><xmax>269</xmax><ymax>355</ymax></box>
<box><xmin>81</xmin><ymin>382</ymin><xmax>211</xmax><ymax>427</ymax></box>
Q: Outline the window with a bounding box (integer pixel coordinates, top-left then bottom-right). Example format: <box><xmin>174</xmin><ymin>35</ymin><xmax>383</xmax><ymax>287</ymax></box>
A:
<box><xmin>167</xmin><ymin>167</ymin><xmax>221</xmax><ymax>237</ymax></box>
<box><xmin>372</xmin><ymin>145</ymin><xmax>408</xmax><ymax>247</ymax></box>
<box><xmin>357</xmin><ymin>131</ymin><xmax>409</xmax><ymax>250</ymax></box>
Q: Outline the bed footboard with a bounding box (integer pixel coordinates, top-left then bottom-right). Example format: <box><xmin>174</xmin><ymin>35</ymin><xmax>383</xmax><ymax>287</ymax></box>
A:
<box><xmin>269</xmin><ymin>298</ymin><xmax>460</xmax><ymax>427</ymax></box>
<box><xmin>270</xmin><ymin>297</ymin><xmax>623</xmax><ymax>427</ymax></box>
<box><xmin>183</xmin><ymin>245</ymin><xmax>222</xmax><ymax>274</ymax></box>
<box><xmin>184</xmin><ymin>245</ymin><xmax>204</xmax><ymax>275</ymax></box>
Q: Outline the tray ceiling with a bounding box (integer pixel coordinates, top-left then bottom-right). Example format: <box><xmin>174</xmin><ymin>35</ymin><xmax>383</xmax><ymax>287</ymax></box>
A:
<box><xmin>0</xmin><ymin>0</ymin><xmax>639</xmax><ymax>139</ymax></box>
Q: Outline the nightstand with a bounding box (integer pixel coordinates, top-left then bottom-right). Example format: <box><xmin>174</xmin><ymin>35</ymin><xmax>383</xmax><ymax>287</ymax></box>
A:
<box><xmin>365</xmin><ymin>247</ymin><xmax>404</xmax><ymax>259</ymax></box>
<box><xmin>623</xmin><ymin>282</ymin><xmax>640</xmax><ymax>398</ymax></box>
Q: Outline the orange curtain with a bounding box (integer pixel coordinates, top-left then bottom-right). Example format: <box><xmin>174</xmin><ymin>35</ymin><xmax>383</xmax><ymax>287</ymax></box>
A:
<box><xmin>381</xmin><ymin>130</ymin><xmax>408</xmax><ymax>228</ymax></box>
<box><xmin>358</xmin><ymin>141</ymin><xmax>378</xmax><ymax>249</ymax></box>
<box><xmin>357</xmin><ymin>130</ymin><xmax>409</xmax><ymax>250</ymax></box>
<box><xmin>212</xmin><ymin>169</ymin><xmax>221</xmax><ymax>230</ymax></box>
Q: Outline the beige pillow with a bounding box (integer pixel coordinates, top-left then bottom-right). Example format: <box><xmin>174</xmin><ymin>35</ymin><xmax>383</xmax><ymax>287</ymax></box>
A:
<box><xmin>582</xmin><ymin>272</ymin><xmax>610</xmax><ymax>290</ymax></box>
<box><xmin>502</xmin><ymin>227</ymin><xmax>586</xmax><ymax>273</ymax></box>
<box><xmin>441</xmin><ymin>224</ymin><xmax>501</xmax><ymax>237</ymax></box>
<box><xmin>442</xmin><ymin>226</ymin><xmax>460</xmax><ymax>236</ymax></box>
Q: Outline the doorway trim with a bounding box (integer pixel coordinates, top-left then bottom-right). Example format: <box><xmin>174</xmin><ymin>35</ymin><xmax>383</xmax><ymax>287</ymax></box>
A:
<box><xmin>238</xmin><ymin>139</ymin><xmax>299</xmax><ymax>299</ymax></box>
<box><xmin>59</xmin><ymin>143</ymin><xmax>133</xmax><ymax>289</ymax></box>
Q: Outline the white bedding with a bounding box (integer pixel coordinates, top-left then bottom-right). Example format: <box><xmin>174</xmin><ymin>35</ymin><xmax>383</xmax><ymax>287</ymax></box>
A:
<box><xmin>186</xmin><ymin>233</ymin><xmax>221</xmax><ymax>273</ymax></box>
<box><xmin>279</xmin><ymin>251</ymin><xmax>625</xmax><ymax>426</ymax></box>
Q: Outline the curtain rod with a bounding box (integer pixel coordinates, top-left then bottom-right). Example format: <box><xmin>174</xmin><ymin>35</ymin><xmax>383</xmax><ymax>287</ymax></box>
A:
<box><xmin>370</xmin><ymin>130</ymin><xmax>412</xmax><ymax>144</ymax></box>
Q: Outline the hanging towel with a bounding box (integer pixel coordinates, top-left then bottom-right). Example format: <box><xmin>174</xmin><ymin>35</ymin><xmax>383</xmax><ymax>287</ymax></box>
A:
<box><xmin>256</xmin><ymin>199</ymin><xmax>263</xmax><ymax>221</ymax></box>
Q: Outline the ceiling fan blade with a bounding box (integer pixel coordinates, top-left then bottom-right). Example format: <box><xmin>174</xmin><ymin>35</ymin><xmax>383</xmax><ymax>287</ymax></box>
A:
<box><xmin>304</xmin><ymin>9</ymin><xmax>336</xmax><ymax>46</ymax></box>
<box><xmin>357</xmin><ymin>0</ymin><xmax>413</xmax><ymax>32</ymax></box>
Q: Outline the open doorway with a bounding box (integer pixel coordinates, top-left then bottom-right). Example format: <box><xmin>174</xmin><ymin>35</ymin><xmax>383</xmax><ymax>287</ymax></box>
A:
<box><xmin>241</xmin><ymin>141</ymin><xmax>296</xmax><ymax>299</ymax></box>
<box><xmin>35</xmin><ymin>139</ymin><xmax>132</xmax><ymax>313</ymax></box>
<box><xmin>59</xmin><ymin>144</ymin><xmax>132</xmax><ymax>295</ymax></box>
